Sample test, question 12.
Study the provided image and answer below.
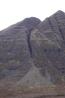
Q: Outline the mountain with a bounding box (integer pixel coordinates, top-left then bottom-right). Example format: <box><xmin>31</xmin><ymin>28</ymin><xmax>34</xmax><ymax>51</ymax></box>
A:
<box><xmin>0</xmin><ymin>17</ymin><xmax>41</xmax><ymax>80</ymax></box>
<box><xmin>30</xmin><ymin>10</ymin><xmax>65</xmax><ymax>83</ymax></box>
<box><xmin>0</xmin><ymin>11</ymin><xmax>65</xmax><ymax>97</ymax></box>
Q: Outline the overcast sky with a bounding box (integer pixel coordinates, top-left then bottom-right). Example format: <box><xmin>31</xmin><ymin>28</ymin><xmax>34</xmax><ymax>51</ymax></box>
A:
<box><xmin>0</xmin><ymin>0</ymin><xmax>65</xmax><ymax>30</ymax></box>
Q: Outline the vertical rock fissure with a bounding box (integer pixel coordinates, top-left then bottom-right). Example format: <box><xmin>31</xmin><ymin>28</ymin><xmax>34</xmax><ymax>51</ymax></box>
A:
<box><xmin>26</xmin><ymin>30</ymin><xmax>33</xmax><ymax>57</ymax></box>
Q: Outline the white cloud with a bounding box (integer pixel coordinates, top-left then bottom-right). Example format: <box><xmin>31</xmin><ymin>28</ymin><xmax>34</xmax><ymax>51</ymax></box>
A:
<box><xmin>0</xmin><ymin>0</ymin><xmax>65</xmax><ymax>30</ymax></box>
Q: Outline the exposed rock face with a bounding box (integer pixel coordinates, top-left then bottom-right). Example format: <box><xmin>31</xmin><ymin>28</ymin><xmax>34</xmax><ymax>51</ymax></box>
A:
<box><xmin>0</xmin><ymin>11</ymin><xmax>65</xmax><ymax>97</ymax></box>
<box><xmin>31</xmin><ymin>11</ymin><xmax>65</xmax><ymax>83</ymax></box>
<box><xmin>0</xmin><ymin>17</ymin><xmax>41</xmax><ymax>87</ymax></box>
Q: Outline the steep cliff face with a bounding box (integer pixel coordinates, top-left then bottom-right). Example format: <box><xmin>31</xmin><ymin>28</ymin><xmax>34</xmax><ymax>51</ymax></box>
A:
<box><xmin>0</xmin><ymin>11</ymin><xmax>65</xmax><ymax>97</ymax></box>
<box><xmin>30</xmin><ymin>11</ymin><xmax>65</xmax><ymax>83</ymax></box>
<box><xmin>0</xmin><ymin>17</ymin><xmax>41</xmax><ymax>87</ymax></box>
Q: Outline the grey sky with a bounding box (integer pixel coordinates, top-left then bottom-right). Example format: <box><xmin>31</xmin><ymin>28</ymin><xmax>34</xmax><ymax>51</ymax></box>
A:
<box><xmin>0</xmin><ymin>0</ymin><xmax>65</xmax><ymax>30</ymax></box>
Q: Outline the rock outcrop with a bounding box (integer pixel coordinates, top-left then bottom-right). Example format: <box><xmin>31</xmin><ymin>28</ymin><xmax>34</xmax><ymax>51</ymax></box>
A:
<box><xmin>0</xmin><ymin>10</ymin><xmax>65</xmax><ymax>98</ymax></box>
